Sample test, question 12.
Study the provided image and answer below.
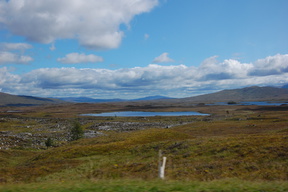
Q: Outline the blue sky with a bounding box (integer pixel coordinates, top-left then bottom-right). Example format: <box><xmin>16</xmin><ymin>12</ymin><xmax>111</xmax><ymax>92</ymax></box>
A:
<box><xmin>0</xmin><ymin>0</ymin><xmax>288</xmax><ymax>99</ymax></box>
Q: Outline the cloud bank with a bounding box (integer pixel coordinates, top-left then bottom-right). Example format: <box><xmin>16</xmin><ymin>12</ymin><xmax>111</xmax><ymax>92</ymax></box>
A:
<box><xmin>1</xmin><ymin>54</ymin><xmax>288</xmax><ymax>98</ymax></box>
<box><xmin>0</xmin><ymin>0</ymin><xmax>158</xmax><ymax>50</ymax></box>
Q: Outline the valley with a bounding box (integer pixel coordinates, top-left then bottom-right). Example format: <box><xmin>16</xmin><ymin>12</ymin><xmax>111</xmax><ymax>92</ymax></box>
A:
<box><xmin>0</xmin><ymin>87</ymin><xmax>288</xmax><ymax>191</ymax></box>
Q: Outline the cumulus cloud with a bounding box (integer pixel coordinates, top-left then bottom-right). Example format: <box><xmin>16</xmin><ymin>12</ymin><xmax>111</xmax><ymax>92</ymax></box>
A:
<box><xmin>153</xmin><ymin>52</ymin><xmax>175</xmax><ymax>63</ymax></box>
<box><xmin>0</xmin><ymin>51</ymin><xmax>33</xmax><ymax>64</ymax></box>
<box><xmin>0</xmin><ymin>67</ymin><xmax>21</xmax><ymax>92</ymax></box>
<box><xmin>57</xmin><ymin>53</ymin><xmax>104</xmax><ymax>64</ymax></box>
<box><xmin>249</xmin><ymin>54</ymin><xmax>288</xmax><ymax>76</ymax></box>
<box><xmin>198</xmin><ymin>56</ymin><xmax>253</xmax><ymax>80</ymax></box>
<box><xmin>0</xmin><ymin>43</ymin><xmax>33</xmax><ymax>64</ymax></box>
<box><xmin>0</xmin><ymin>0</ymin><xmax>158</xmax><ymax>50</ymax></box>
<box><xmin>1</xmin><ymin>54</ymin><xmax>288</xmax><ymax>98</ymax></box>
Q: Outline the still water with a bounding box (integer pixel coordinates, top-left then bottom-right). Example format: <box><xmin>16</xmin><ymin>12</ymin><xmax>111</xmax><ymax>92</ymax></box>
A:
<box><xmin>81</xmin><ymin>111</ymin><xmax>209</xmax><ymax>117</ymax></box>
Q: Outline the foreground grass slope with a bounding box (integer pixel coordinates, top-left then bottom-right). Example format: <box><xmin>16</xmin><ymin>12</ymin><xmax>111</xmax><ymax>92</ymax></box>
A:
<box><xmin>0</xmin><ymin>104</ymin><xmax>287</xmax><ymax>191</ymax></box>
<box><xmin>1</xmin><ymin>179</ymin><xmax>288</xmax><ymax>192</ymax></box>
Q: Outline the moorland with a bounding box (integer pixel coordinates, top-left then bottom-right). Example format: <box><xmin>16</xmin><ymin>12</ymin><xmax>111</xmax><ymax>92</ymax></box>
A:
<box><xmin>0</xmin><ymin>87</ymin><xmax>288</xmax><ymax>191</ymax></box>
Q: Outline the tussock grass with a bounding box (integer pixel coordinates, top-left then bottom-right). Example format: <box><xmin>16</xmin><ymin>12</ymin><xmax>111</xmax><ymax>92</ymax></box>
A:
<box><xmin>4</xmin><ymin>131</ymin><xmax>285</xmax><ymax>183</ymax></box>
<box><xmin>0</xmin><ymin>128</ymin><xmax>189</xmax><ymax>182</ymax></box>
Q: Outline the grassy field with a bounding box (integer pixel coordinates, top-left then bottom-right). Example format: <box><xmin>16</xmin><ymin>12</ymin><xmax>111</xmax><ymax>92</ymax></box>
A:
<box><xmin>1</xmin><ymin>179</ymin><xmax>288</xmax><ymax>192</ymax></box>
<box><xmin>0</xmin><ymin>103</ymin><xmax>287</xmax><ymax>191</ymax></box>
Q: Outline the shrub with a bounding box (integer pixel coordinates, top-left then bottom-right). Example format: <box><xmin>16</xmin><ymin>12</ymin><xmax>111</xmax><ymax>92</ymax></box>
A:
<box><xmin>70</xmin><ymin>121</ymin><xmax>84</xmax><ymax>141</ymax></box>
<box><xmin>45</xmin><ymin>137</ymin><xmax>53</xmax><ymax>148</ymax></box>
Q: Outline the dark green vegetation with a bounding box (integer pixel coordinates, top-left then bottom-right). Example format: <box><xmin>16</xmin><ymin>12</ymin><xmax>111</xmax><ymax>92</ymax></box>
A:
<box><xmin>45</xmin><ymin>137</ymin><xmax>54</xmax><ymax>148</ymax></box>
<box><xmin>0</xmin><ymin>102</ymin><xmax>287</xmax><ymax>191</ymax></box>
<box><xmin>69</xmin><ymin>121</ymin><xmax>84</xmax><ymax>141</ymax></box>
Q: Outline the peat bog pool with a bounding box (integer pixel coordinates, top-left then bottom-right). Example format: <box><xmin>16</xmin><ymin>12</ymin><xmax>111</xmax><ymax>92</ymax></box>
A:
<box><xmin>81</xmin><ymin>111</ymin><xmax>210</xmax><ymax>117</ymax></box>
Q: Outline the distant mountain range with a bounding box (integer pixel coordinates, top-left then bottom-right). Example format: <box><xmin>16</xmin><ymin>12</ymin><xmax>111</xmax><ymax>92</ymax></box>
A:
<box><xmin>1</xmin><ymin>86</ymin><xmax>288</xmax><ymax>107</ymax></box>
<box><xmin>0</xmin><ymin>93</ymin><xmax>174</xmax><ymax>106</ymax></box>
<box><xmin>56</xmin><ymin>95</ymin><xmax>174</xmax><ymax>103</ymax></box>
<box><xmin>54</xmin><ymin>87</ymin><xmax>288</xmax><ymax>104</ymax></box>
<box><xmin>55</xmin><ymin>97</ymin><xmax>125</xmax><ymax>103</ymax></box>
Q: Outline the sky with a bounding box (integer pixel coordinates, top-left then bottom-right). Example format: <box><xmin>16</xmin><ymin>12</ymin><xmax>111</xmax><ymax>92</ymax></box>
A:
<box><xmin>0</xmin><ymin>0</ymin><xmax>288</xmax><ymax>99</ymax></box>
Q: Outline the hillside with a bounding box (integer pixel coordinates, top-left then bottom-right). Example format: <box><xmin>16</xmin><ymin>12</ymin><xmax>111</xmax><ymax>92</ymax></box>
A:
<box><xmin>181</xmin><ymin>86</ymin><xmax>288</xmax><ymax>103</ymax></box>
<box><xmin>0</xmin><ymin>92</ymin><xmax>65</xmax><ymax>106</ymax></box>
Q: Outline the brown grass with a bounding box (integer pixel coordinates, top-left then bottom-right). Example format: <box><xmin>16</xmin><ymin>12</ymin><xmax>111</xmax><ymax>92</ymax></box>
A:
<box><xmin>0</xmin><ymin>104</ymin><xmax>287</xmax><ymax>183</ymax></box>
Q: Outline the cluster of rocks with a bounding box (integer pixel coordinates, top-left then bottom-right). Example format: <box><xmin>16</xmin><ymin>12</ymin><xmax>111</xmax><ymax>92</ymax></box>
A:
<box><xmin>0</xmin><ymin>132</ymin><xmax>25</xmax><ymax>150</ymax></box>
<box><xmin>0</xmin><ymin>117</ymin><xmax>71</xmax><ymax>149</ymax></box>
<box><xmin>0</xmin><ymin>130</ymin><xmax>67</xmax><ymax>150</ymax></box>
<box><xmin>0</xmin><ymin>116</ymin><xmax>191</xmax><ymax>150</ymax></box>
<box><xmin>85</xmin><ymin>121</ymin><xmax>181</xmax><ymax>132</ymax></box>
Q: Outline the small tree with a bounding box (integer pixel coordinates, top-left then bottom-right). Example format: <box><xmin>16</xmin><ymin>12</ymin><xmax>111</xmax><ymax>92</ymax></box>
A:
<box><xmin>70</xmin><ymin>121</ymin><xmax>84</xmax><ymax>141</ymax></box>
<box><xmin>45</xmin><ymin>137</ymin><xmax>53</xmax><ymax>148</ymax></box>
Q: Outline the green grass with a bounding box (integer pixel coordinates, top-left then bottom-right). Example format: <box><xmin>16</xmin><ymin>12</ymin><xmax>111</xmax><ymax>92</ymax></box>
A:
<box><xmin>1</xmin><ymin>179</ymin><xmax>288</xmax><ymax>192</ymax></box>
<box><xmin>0</xmin><ymin>150</ymin><xmax>36</xmax><ymax>168</ymax></box>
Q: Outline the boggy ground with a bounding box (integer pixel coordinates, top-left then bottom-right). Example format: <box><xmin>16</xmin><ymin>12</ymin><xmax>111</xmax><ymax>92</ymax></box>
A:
<box><xmin>0</xmin><ymin>103</ymin><xmax>287</xmax><ymax>191</ymax></box>
<box><xmin>0</xmin><ymin>102</ymin><xmax>227</xmax><ymax>149</ymax></box>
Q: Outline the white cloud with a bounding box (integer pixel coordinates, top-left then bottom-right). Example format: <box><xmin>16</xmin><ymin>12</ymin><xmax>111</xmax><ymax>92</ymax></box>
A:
<box><xmin>1</xmin><ymin>54</ymin><xmax>288</xmax><ymax>98</ymax></box>
<box><xmin>0</xmin><ymin>43</ymin><xmax>33</xmax><ymax>50</ymax></box>
<box><xmin>198</xmin><ymin>56</ymin><xmax>253</xmax><ymax>80</ymax></box>
<box><xmin>0</xmin><ymin>51</ymin><xmax>33</xmax><ymax>64</ymax></box>
<box><xmin>0</xmin><ymin>0</ymin><xmax>158</xmax><ymax>50</ymax></box>
<box><xmin>57</xmin><ymin>53</ymin><xmax>104</xmax><ymax>64</ymax></box>
<box><xmin>0</xmin><ymin>67</ymin><xmax>21</xmax><ymax>92</ymax></box>
<box><xmin>249</xmin><ymin>54</ymin><xmax>288</xmax><ymax>76</ymax></box>
<box><xmin>153</xmin><ymin>52</ymin><xmax>175</xmax><ymax>63</ymax></box>
<box><xmin>0</xmin><ymin>43</ymin><xmax>33</xmax><ymax>64</ymax></box>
